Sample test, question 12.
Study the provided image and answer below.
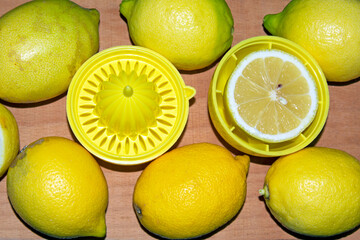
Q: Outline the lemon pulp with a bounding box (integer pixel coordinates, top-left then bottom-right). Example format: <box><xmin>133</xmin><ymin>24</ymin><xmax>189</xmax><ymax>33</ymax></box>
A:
<box><xmin>225</xmin><ymin>49</ymin><xmax>318</xmax><ymax>143</ymax></box>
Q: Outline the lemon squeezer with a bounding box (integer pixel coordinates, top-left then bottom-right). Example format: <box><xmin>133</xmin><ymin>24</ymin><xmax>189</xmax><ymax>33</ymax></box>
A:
<box><xmin>67</xmin><ymin>46</ymin><xmax>196</xmax><ymax>165</ymax></box>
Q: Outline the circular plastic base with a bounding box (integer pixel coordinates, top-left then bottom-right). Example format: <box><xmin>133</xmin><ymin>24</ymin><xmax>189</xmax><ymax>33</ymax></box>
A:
<box><xmin>208</xmin><ymin>36</ymin><xmax>329</xmax><ymax>157</ymax></box>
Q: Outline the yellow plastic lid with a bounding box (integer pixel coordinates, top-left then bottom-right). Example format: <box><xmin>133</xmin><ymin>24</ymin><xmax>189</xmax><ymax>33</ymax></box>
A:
<box><xmin>67</xmin><ymin>46</ymin><xmax>196</xmax><ymax>165</ymax></box>
<box><xmin>208</xmin><ymin>36</ymin><xmax>329</xmax><ymax>157</ymax></box>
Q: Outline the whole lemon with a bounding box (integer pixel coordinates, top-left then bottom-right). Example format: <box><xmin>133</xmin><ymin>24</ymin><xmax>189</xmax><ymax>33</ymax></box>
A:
<box><xmin>133</xmin><ymin>143</ymin><xmax>250</xmax><ymax>239</ymax></box>
<box><xmin>263</xmin><ymin>0</ymin><xmax>360</xmax><ymax>82</ymax></box>
<box><xmin>7</xmin><ymin>137</ymin><xmax>108</xmax><ymax>238</ymax></box>
<box><xmin>0</xmin><ymin>0</ymin><xmax>100</xmax><ymax>103</ymax></box>
<box><xmin>120</xmin><ymin>0</ymin><xmax>233</xmax><ymax>71</ymax></box>
<box><xmin>259</xmin><ymin>147</ymin><xmax>360</xmax><ymax>237</ymax></box>
<box><xmin>0</xmin><ymin>103</ymin><xmax>19</xmax><ymax>178</ymax></box>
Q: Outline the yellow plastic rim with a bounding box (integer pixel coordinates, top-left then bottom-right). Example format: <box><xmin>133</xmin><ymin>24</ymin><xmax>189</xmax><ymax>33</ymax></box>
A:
<box><xmin>208</xmin><ymin>36</ymin><xmax>329</xmax><ymax>157</ymax></box>
<box><xmin>67</xmin><ymin>46</ymin><xmax>196</xmax><ymax>165</ymax></box>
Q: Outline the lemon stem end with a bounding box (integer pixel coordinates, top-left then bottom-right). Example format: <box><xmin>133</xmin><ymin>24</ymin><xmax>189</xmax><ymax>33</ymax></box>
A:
<box><xmin>259</xmin><ymin>184</ymin><xmax>270</xmax><ymax>199</ymax></box>
<box><xmin>119</xmin><ymin>0</ymin><xmax>135</xmax><ymax>20</ymax></box>
<box><xmin>263</xmin><ymin>14</ymin><xmax>280</xmax><ymax>35</ymax></box>
<box><xmin>134</xmin><ymin>203</ymin><xmax>142</xmax><ymax>220</ymax></box>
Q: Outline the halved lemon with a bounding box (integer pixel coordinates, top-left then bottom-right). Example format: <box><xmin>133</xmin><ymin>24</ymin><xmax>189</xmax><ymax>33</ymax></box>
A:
<box><xmin>225</xmin><ymin>49</ymin><xmax>318</xmax><ymax>143</ymax></box>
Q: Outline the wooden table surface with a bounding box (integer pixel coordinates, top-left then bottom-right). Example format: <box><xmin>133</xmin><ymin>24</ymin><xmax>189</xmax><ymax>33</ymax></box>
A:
<box><xmin>1</xmin><ymin>0</ymin><xmax>359</xmax><ymax>239</ymax></box>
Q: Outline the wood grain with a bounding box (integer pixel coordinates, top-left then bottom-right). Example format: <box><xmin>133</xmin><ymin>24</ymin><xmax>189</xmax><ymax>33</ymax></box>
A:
<box><xmin>0</xmin><ymin>0</ymin><xmax>359</xmax><ymax>239</ymax></box>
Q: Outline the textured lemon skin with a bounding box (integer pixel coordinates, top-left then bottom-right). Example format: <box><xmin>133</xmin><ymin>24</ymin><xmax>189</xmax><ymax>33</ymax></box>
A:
<box><xmin>133</xmin><ymin>143</ymin><xmax>249</xmax><ymax>239</ymax></box>
<box><xmin>0</xmin><ymin>104</ymin><xmax>19</xmax><ymax>177</ymax></box>
<box><xmin>0</xmin><ymin>0</ymin><xmax>100</xmax><ymax>103</ymax></box>
<box><xmin>120</xmin><ymin>0</ymin><xmax>233</xmax><ymax>71</ymax></box>
<box><xmin>6</xmin><ymin>137</ymin><xmax>108</xmax><ymax>238</ymax></box>
<box><xmin>263</xmin><ymin>0</ymin><xmax>360</xmax><ymax>82</ymax></box>
<box><xmin>262</xmin><ymin>147</ymin><xmax>360</xmax><ymax>237</ymax></box>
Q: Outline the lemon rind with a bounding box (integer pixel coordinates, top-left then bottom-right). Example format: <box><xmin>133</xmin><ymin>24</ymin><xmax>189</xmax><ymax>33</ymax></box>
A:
<box><xmin>226</xmin><ymin>49</ymin><xmax>318</xmax><ymax>143</ymax></box>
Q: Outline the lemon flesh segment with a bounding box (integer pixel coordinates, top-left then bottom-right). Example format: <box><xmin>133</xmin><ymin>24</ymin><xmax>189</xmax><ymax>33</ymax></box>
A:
<box><xmin>225</xmin><ymin>49</ymin><xmax>318</xmax><ymax>143</ymax></box>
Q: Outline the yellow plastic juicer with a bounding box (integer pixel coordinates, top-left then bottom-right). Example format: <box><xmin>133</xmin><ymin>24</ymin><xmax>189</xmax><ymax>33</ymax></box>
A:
<box><xmin>67</xmin><ymin>46</ymin><xmax>196</xmax><ymax>165</ymax></box>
